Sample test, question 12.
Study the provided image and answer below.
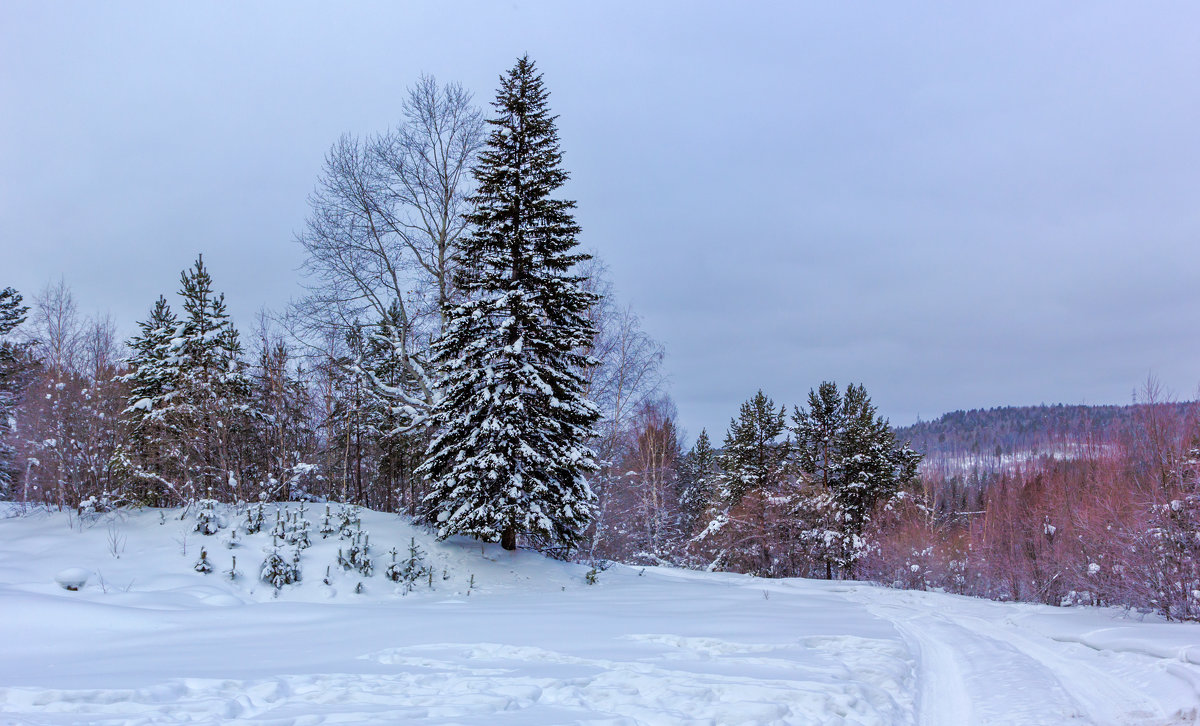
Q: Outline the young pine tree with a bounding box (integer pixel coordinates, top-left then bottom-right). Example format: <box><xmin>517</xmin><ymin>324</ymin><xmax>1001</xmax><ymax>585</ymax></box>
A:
<box><xmin>419</xmin><ymin>56</ymin><xmax>600</xmax><ymax>551</ymax></box>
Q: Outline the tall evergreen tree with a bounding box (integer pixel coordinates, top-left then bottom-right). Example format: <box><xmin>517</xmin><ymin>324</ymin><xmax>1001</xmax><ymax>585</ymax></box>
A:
<box><xmin>173</xmin><ymin>255</ymin><xmax>256</xmax><ymax>498</ymax></box>
<box><xmin>792</xmin><ymin>381</ymin><xmax>921</xmax><ymax>534</ymax></box>
<box><xmin>419</xmin><ymin>56</ymin><xmax>600</xmax><ymax>551</ymax></box>
<box><xmin>0</xmin><ymin>288</ymin><xmax>32</xmax><ymax>497</ymax></box>
<box><xmin>718</xmin><ymin>391</ymin><xmax>790</xmax><ymax>504</ymax></box>
<box><xmin>121</xmin><ymin>295</ymin><xmax>182</xmax><ymax>504</ymax></box>
<box><xmin>676</xmin><ymin>429</ymin><xmax>719</xmax><ymax>533</ymax></box>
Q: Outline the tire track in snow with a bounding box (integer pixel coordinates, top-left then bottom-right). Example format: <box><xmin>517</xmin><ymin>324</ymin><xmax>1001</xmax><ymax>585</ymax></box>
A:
<box><xmin>846</xmin><ymin>586</ymin><xmax>1188</xmax><ymax>726</ymax></box>
<box><xmin>850</xmin><ymin>592</ymin><xmax>1091</xmax><ymax>725</ymax></box>
<box><xmin>932</xmin><ymin>609</ymin><xmax>1167</xmax><ymax>725</ymax></box>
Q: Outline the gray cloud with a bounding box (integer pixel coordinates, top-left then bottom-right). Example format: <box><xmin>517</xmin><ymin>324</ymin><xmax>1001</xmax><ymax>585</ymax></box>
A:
<box><xmin>4</xmin><ymin>2</ymin><xmax>1199</xmax><ymax>441</ymax></box>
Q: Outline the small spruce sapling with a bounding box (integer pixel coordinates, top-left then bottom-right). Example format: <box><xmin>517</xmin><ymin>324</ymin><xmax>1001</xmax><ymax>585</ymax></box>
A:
<box><xmin>260</xmin><ymin>549</ymin><xmax>299</xmax><ymax>590</ymax></box>
<box><xmin>245</xmin><ymin>499</ymin><xmax>265</xmax><ymax>534</ymax></box>
<box><xmin>354</xmin><ymin>532</ymin><xmax>373</xmax><ymax>576</ymax></box>
<box><xmin>319</xmin><ymin>504</ymin><xmax>336</xmax><ymax>538</ymax></box>
<box><xmin>400</xmin><ymin>537</ymin><xmax>429</xmax><ymax>593</ymax></box>
<box><xmin>336</xmin><ymin>505</ymin><xmax>359</xmax><ymax>539</ymax></box>
<box><xmin>194</xmin><ymin>547</ymin><xmax>213</xmax><ymax>574</ymax></box>
<box><xmin>226</xmin><ymin>556</ymin><xmax>242</xmax><ymax>581</ymax></box>
<box><xmin>194</xmin><ymin>497</ymin><xmax>220</xmax><ymax>536</ymax></box>
<box><xmin>285</xmin><ymin>506</ymin><xmax>312</xmax><ymax>547</ymax></box>
<box><xmin>384</xmin><ymin>547</ymin><xmax>403</xmax><ymax>582</ymax></box>
<box><xmin>223</xmin><ymin>527</ymin><xmax>240</xmax><ymax>549</ymax></box>
<box><xmin>271</xmin><ymin>508</ymin><xmax>287</xmax><ymax>542</ymax></box>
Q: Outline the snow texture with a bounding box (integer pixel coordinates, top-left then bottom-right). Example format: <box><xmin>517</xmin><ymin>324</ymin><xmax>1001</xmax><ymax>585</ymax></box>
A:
<box><xmin>0</xmin><ymin>504</ymin><xmax>1198</xmax><ymax>725</ymax></box>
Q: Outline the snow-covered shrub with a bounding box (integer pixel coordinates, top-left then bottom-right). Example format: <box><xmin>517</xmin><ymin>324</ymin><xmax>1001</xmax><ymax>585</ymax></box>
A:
<box><xmin>260</xmin><ymin>549</ymin><xmax>300</xmax><ymax>590</ymax></box>
<box><xmin>55</xmin><ymin>567</ymin><xmax>90</xmax><ymax>591</ymax></box>
<box><xmin>194</xmin><ymin>547</ymin><xmax>213</xmax><ymax>574</ymax></box>
<box><xmin>1140</xmin><ymin>493</ymin><xmax>1200</xmax><ymax>621</ymax></box>
<box><xmin>78</xmin><ymin>491</ymin><xmax>114</xmax><ymax>519</ymax></box>
<box><xmin>384</xmin><ymin>547</ymin><xmax>403</xmax><ymax>582</ymax></box>
<box><xmin>351</xmin><ymin>531</ymin><xmax>372</xmax><ymax>576</ymax></box>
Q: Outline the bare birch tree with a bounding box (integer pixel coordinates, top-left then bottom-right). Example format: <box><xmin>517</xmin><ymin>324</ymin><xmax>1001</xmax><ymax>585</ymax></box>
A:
<box><xmin>293</xmin><ymin>76</ymin><xmax>484</xmax><ymax>427</ymax></box>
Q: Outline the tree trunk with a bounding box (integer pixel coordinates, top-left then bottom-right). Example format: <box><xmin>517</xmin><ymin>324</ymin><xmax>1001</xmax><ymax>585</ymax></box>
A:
<box><xmin>501</xmin><ymin>525</ymin><xmax>517</xmax><ymax>551</ymax></box>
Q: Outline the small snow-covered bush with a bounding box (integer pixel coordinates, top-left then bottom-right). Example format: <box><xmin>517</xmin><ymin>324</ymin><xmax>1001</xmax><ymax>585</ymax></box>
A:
<box><xmin>55</xmin><ymin>567</ymin><xmax>90</xmax><ymax>591</ymax></box>
<box><xmin>78</xmin><ymin>491</ymin><xmax>114</xmax><ymax>518</ymax></box>
<box><xmin>194</xmin><ymin>547</ymin><xmax>213</xmax><ymax>574</ymax></box>
<box><xmin>261</xmin><ymin>549</ymin><xmax>300</xmax><ymax>589</ymax></box>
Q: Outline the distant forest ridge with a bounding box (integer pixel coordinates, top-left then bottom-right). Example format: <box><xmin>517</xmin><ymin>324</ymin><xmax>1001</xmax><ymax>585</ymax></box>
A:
<box><xmin>893</xmin><ymin>402</ymin><xmax>1197</xmax><ymax>474</ymax></box>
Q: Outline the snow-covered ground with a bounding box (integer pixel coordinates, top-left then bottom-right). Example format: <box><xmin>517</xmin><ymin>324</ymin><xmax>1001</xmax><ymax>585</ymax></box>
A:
<box><xmin>1</xmin><ymin>504</ymin><xmax>1197</xmax><ymax>725</ymax></box>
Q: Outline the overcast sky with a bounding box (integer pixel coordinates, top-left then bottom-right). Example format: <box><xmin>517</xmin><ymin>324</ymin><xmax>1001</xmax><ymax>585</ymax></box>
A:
<box><xmin>4</xmin><ymin>2</ymin><xmax>1200</xmax><ymax>441</ymax></box>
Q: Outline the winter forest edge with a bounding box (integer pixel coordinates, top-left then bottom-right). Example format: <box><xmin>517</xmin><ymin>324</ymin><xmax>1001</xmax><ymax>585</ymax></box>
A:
<box><xmin>2</xmin><ymin>57</ymin><xmax>1198</xmax><ymax>624</ymax></box>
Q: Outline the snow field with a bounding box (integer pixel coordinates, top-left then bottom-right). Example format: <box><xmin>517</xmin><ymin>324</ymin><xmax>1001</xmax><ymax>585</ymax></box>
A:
<box><xmin>0</xmin><ymin>504</ymin><xmax>1197</xmax><ymax>725</ymax></box>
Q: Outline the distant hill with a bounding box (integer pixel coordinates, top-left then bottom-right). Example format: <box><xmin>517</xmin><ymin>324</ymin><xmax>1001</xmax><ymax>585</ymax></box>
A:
<box><xmin>893</xmin><ymin>402</ymin><xmax>1195</xmax><ymax>475</ymax></box>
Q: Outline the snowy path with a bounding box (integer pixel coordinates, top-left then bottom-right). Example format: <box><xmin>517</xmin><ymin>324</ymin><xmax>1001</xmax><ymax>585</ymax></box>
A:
<box><xmin>845</xmin><ymin>585</ymin><xmax>1200</xmax><ymax>726</ymax></box>
<box><xmin>1</xmin><ymin>507</ymin><xmax>1198</xmax><ymax>725</ymax></box>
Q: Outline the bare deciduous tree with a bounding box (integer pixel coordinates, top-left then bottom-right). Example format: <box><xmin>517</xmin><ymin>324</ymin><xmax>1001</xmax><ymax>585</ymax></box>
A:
<box><xmin>371</xmin><ymin>75</ymin><xmax>484</xmax><ymax>327</ymax></box>
<box><xmin>292</xmin><ymin>76</ymin><xmax>485</xmax><ymax>423</ymax></box>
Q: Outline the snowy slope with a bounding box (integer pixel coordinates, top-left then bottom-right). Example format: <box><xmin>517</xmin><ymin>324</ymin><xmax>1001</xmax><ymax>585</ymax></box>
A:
<box><xmin>0</xmin><ymin>504</ymin><xmax>1197</xmax><ymax>725</ymax></box>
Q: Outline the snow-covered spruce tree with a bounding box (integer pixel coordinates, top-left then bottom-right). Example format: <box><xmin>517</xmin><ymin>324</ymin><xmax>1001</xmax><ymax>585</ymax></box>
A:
<box><xmin>718</xmin><ymin>391</ymin><xmax>790</xmax><ymax>505</ymax></box>
<box><xmin>0</xmin><ymin>287</ymin><xmax>33</xmax><ymax>497</ymax></box>
<box><xmin>176</xmin><ymin>256</ymin><xmax>257</xmax><ymax>500</ymax></box>
<box><xmin>122</xmin><ymin>258</ymin><xmax>259</xmax><ymax>504</ymax></box>
<box><xmin>419</xmin><ymin>56</ymin><xmax>600</xmax><ymax>552</ymax></box>
<box><xmin>676</xmin><ymin>428</ymin><xmax>720</xmax><ymax>535</ymax></box>
<box><xmin>792</xmin><ymin>382</ymin><xmax>921</xmax><ymax>536</ymax></box>
<box><xmin>122</xmin><ymin>296</ymin><xmax>182</xmax><ymax>504</ymax></box>
<box><xmin>693</xmin><ymin>391</ymin><xmax>792</xmax><ymax>574</ymax></box>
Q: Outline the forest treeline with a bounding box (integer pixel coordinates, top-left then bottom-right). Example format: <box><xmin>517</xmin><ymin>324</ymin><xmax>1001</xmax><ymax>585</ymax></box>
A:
<box><xmin>897</xmin><ymin>401</ymin><xmax>1195</xmax><ymax>475</ymax></box>
<box><xmin>1</xmin><ymin>60</ymin><xmax>1197</xmax><ymax>621</ymax></box>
